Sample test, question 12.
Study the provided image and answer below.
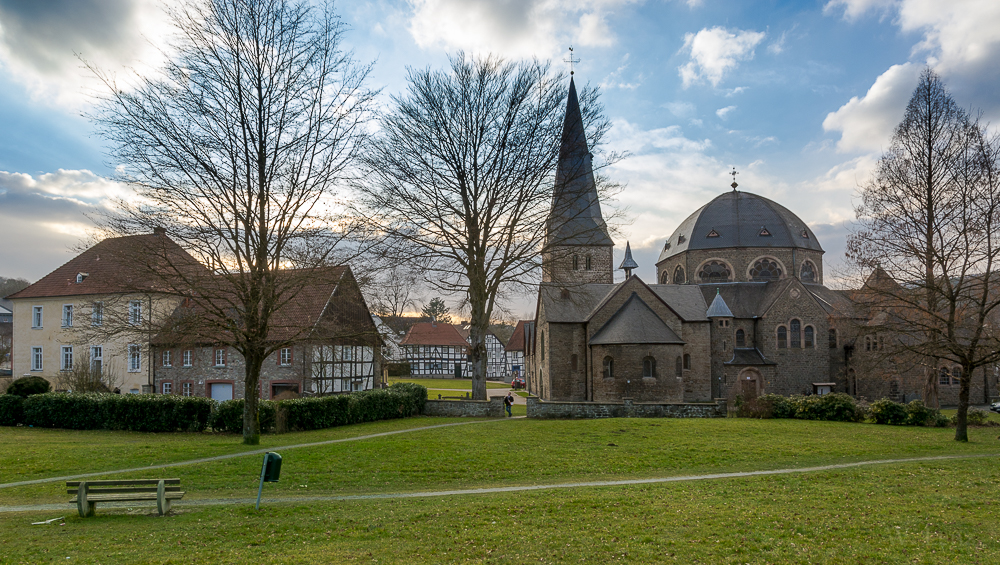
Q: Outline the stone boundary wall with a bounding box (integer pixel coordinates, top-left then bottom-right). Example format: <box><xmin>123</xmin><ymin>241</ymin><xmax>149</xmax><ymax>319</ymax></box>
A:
<box><xmin>423</xmin><ymin>397</ymin><xmax>505</xmax><ymax>418</ymax></box>
<box><xmin>526</xmin><ymin>397</ymin><xmax>726</xmax><ymax>419</ymax></box>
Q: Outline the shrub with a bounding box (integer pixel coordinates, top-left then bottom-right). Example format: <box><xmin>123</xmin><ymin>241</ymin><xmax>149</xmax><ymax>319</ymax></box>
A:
<box><xmin>7</xmin><ymin>376</ymin><xmax>52</xmax><ymax>398</ymax></box>
<box><xmin>0</xmin><ymin>394</ymin><xmax>25</xmax><ymax>426</ymax></box>
<box><xmin>279</xmin><ymin>395</ymin><xmax>350</xmax><ymax>431</ymax></box>
<box><xmin>952</xmin><ymin>408</ymin><xmax>993</xmax><ymax>426</ymax></box>
<box><xmin>210</xmin><ymin>399</ymin><xmax>276</xmax><ymax>434</ymax></box>
<box><xmin>22</xmin><ymin>393</ymin><xmax>214</xmax><ymax>432</ymax></box>
<box><xmin>870</xmin><ymin>399</ymin><xmax>909</xmax><ymax>425</ymax></box>
<box><xmin>741</xmin><ymin>394</ymin><xmax>795</xmax><ymax>419</ymax></box>
<box><xmin>794</xmin><ymin>393</ymin><xmax>866</xmax><ymax>422</ymax></box>
<box><xmin>905</xmin><ymin>400</ymin><xmax>938</xmax><ymax>426</ymax></box>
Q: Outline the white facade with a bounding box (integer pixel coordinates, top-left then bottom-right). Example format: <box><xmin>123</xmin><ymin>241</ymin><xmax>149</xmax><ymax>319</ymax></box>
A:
<box><xmin>310</xmin><ymin>344</ymin><xmax>376</xmax><ymax>393</ymax></box>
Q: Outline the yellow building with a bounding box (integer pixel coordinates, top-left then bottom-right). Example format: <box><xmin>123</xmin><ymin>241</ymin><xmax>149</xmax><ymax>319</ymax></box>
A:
<box><xmin>7</xmin><ymin>231</ymin><xmax>202</xmax><ymax>393</ymax></box>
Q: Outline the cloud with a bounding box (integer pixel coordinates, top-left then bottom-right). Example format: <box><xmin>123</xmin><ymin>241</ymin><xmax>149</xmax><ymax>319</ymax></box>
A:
<box><xmin>600</xmin><ymin>53</ymin><xmax>641</xmax><ymax>90</ymax></box>
<box><xmin>0</xmin><ymin>0</ymin><xmax>173</xmax><ymax>107</ymax></box>
<box><xmin>823</xmin><ymin>0</ymin><xmax>898</xmax><ymax>21</ymax></box>
<box><xmin>822</xmin><ymin>63</ymin><xmax>920</xmax><ymax>153</ymax></box>
<box><xmin>678</xmin><ymin>26</ymin><xmax>765</xmax><ymax>88</ymax></box>
<box><xmin>407</xmin><ymin>0</ymin><xmax>640</xmax><ymax>58</ymax></box>
<box><xmin>716</xmin><ymin>105</ymin><xmax>736</xmax><ymax>119</ymax></box>
<box><xmin>664</xmin><ymin>101</ymin><xmax>696</xmax><ymax>118</ymax></box>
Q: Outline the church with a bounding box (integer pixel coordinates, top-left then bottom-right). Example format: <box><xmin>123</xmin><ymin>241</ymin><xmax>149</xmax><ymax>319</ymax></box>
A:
<box><xmin>526</xmin><ymin>76</ymin><xmax>854</xmax><ymax>404</ymax></box>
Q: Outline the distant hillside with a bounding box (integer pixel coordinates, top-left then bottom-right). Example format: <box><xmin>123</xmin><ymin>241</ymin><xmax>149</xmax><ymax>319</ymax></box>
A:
<box><xmin>0</xmin><ymin>276</ymin><xmax>30</xmax><ymax>306</ymax></box>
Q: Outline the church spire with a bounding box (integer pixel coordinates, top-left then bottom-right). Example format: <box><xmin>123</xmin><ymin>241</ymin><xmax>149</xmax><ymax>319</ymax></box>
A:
<box><xmin>546</xmin><ymin>76</ymin><xmax>613</xmax><ymax>247</ymax></box>
<box><xmin>619</xmin><ymin>241</ymin><xmax>638</xmax><ymax>278</ymax></box>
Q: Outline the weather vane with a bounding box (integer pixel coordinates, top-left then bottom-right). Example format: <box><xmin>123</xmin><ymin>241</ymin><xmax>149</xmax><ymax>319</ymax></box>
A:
<box><xmin>564</xmin><ymin>46</ymin><xmax>580</xmax><ymax>75</ymax></box>
<box><xmin>730</xmin><ymin>166</ymin><xmax>739</xmax><ymax>190</ymax></box>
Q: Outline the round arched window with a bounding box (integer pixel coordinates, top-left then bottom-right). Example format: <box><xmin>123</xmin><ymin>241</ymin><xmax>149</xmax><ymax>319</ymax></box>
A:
<box><xmin>603</xmin><ymin>356</ymin><xmax>614</xmax><ymax>379</ymax></box>
<box><xmin>750</xmin><ymin>258</ymin><xmax>782</xmax><ymax>281</ymax></box>
<box><xmin>660</xmin><ymin>270</ymin><xmax>668</xmax><ymax>284</ymax></box>
<box><xmin>698</xmin><ymin>260</ymin><xmax>731</xmax><ymax>283</ymax></box>
<box><xmin>673</xmin><ymin>265</ymin><xmax>685</xmax><ymax>284</ymax></box>
<box><xmin>800</xmin><ymin>261</ymin><xmax>816</xmax><ymax>283</ymax></box>
<box><xmin>642</xmin><ymin>356</ymin><xmax>656</xmax><ymax>378</ymax></box>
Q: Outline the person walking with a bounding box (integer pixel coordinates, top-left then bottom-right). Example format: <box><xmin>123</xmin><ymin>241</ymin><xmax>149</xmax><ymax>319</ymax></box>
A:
<box><xmin>504</xmin><ymin>392</ymin><xmax>514</xmax><ymax>417</ymax></box>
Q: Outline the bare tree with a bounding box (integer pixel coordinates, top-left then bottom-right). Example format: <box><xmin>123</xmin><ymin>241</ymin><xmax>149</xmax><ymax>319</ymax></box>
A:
<box><xmin>364</xmin><ymin>264</ymin><xmax>421</xmax><ymax>319</ymax></box>
<box><xmin>88</xmin><ymin>0</ymin><xmax>374</xmax><ymax>444</ymax></box>
<box><xmin>353</xmin><ymin>54</ymin><xmax>618</xmax><ymax>400</ymax></box>
<box><xmin>58</xmin><ymin>350</ymin><xmax>124</xmax><ymax>393</ymax></box>
<box><xmin>847</xmin><ymin>68</ymin><xmax>1000</xmax><ymax>441</ymax></box>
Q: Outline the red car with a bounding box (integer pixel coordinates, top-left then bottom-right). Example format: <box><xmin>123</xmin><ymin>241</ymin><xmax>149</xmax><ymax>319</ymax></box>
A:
<box><xmin>511</xmin><ymin>377</ymin><xmax>526</xmax><ymax>390</ymax></box>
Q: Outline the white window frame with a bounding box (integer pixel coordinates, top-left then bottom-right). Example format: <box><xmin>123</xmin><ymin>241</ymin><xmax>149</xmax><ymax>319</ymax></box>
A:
<box><xmin>162</xmin><ymin>382</ymin><xmax>172</xmax><ymax>395</ymax></box>
<box><xmin>215</xmin><ymin>348</ymin><xmax>226</xmax><ymax>367</ymax></box>
<box><xmin>162</xmin><ymin>350</ymin><xmax>172</xmax><ymax>367</ymax></box>
<box><xmin>32</xmin><ymin>306</ymin><xmax>43</xmax><ymax>329</ymax></box>
<box><xmin>31</xmin><ymin>346</ymin><xmax>43</xmax><ymax>371</ymax></box>
<box><xmin>183</xmin><ymin>350</ymin><xmax>192</xmax><ymax>367</ymax></box>
<box><xmin>92</xmin><ymin>302</ymin><xmax>104</xmax><ymax>326</ymax></box>
<box><xmin>280</xmin><ymin>347</ymin><xmax>292</xmax><ymax>366</ymax></box>
<box><xmin>128</xmin><ymin>344</ymin><xmax>141</xmax><ymax>372</ymax></box>
<box><xmin>182</xmin><ymin>382</ymin><xmax>192</xmax><ymax>396</ymax></box>
<box><xmin>61</xmin><ymin>346</ymin><xmax>73</xmax><ymax>371</ymax></box>
<box><xmin>129</xmin><ymin>300</ymin><xmax>143</xmax><ymax>326</ymax></box>
<box><xmin>91</xmin><ymin>345</ymin><xmax>103</xmax><ymax>373</ymax></box>
<box><xmin>62</xmin><ymin>304</ymin><xmax>73</xmax><ymax>327</ymax></box>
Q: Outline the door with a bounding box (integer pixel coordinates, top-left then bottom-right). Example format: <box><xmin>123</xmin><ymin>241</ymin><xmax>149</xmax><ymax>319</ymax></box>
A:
<box><xmin>740</xmin><ymin>378</ymin><xmax>758</xmax><ymax>402</ymax></box>
<box><xmin>210</xmin><ymin>383</ymin><xmax>233</xmax><ymax>401</ymax></box>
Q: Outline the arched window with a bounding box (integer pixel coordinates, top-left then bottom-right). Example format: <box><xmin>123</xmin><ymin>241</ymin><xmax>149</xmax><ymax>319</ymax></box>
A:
<box><xmin>777</xmin><ymin>326</ymin><xmax>787</xmax><ymax>348</ymax></box>
<box><xmin>603</xmin><ymin>356</ymin><xmax>613</xmax><ymax>379</ymax></box>
<box><xmin>675</xmin><ymin>356</ymin><xmax>683</xmax><ymax>377</ymax></box>
<box><xmin>660</xmin><ymin>271</ymin><xmax>669</xmax><ymax>284</ymax></box>
<box><xmin>952</xmin><ymin>366</ymin><xmax>962</xmax><ymax>384</ymax></box>
<box><xmin>939</xmin><ymin>367</ymin><xmax>951</xmax><ymax>385</ymax></box>
<box><xmin>829</xmin><ymin>328</ymin><xmax>837</xmax><ymax>349</ymax></box>
<box><xmin>683</xmin><ymin>354</ymin><xmax>691</xmax><ymax>370</ymax></box>
<box><xmin>642</xmin><ymin>356</ymin><xmax>656</xmax><ymax>378</ymax></box>
<box><xmin>673</xmin><ymin>265</ymin><xmax>685</xmax><ymax>284</ymax></box>
<box><xmin>790</xmin><ymin>319</ymin><xmax>801</xmax><ymax>348</ymax></box>
<box><xmin>698</xmin><ymin>260</ymin><xmax>732</xmax><ymax>283</ymax></box>
<box><xmin>540</xmin><ymin>331</ymin><xmax>545</xmax><ymax>360</ymax></box>
<box><xmin>735</xmin><ymin>329</ymin><xmax>746</xmax><ymax>347</ymax></box>
<box><xmin>800</xmin><ymin>261</ymin><xmax>816</xmax><ymax>283</ymax></box>
<box><xmin>573</xmin><ymin>255</ymin><xmax>580</xmax><ymax>270</ymax></box>
<box><xmin>585</xmin><ymin>256</ymin><xmax>592</xmax><ymax>270</ymax></box>
<box><xmin>750</xmin><ymin>258</ymin><xmax>783</xmax><ymax>281</ymax></box>
<box><xmin>804</xmin><ymin>326</ymin><xmax>814</xmax><ymax>348</ymax></box>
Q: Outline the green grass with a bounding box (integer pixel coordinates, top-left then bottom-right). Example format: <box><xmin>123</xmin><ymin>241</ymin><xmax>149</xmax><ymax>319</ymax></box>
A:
<box><xmin>388</xmin><ymin>377</ymin><xmax>510</xmax><ymax>391</ymax></box>
<box><xmin>2</xmin><ymin>418</ymin><xmax>999</xmax><ymax>563</ymax></box>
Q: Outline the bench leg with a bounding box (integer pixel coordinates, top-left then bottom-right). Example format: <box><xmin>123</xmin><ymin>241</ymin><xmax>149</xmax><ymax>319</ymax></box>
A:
<box><xmin>156</xmin><ymin>480</ymin><xmax>168</xmax><ymax>516</ymax></box>
<box><xmin>77</xmin><ymin>482</ymin><xmax>94</xmax><ymax>518</ymax></box>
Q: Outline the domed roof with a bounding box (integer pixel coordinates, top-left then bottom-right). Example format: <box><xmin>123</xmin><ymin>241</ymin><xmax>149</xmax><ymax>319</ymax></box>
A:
<box><xmin>657</xmin><ymin>191</ymin><xmax>822</xmax><ymax>263</ymax></box>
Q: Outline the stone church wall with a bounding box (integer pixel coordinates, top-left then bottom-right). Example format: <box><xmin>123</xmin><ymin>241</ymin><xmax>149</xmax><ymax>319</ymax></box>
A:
<box><xmin>590</xmin><ymin>343</ymin><xmax>684</xmax><ymax>402</ymax></box>
<box><xmin>541</xmin><ymin>322</ymin><xmax>589</xmax><ymax>401</ymax></box>
<box><xmin>757</xmin><ymin>286</ymin><xmax>831</xmax><ymax>396</ymax></box>
<box><xmin>542</xmin><ymin>245</ymin><xmax>614</xmax><ymax>285</ymax></box>
<box><xmin>657</xmin><ymin>248</ymin><xmax>824</xmax><ymax>285</ymax></box>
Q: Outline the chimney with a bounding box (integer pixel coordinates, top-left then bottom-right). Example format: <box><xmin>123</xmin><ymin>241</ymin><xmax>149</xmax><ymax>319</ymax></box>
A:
<box><xmin>153</xmin><ymin>227</ymin><xmax>166</xmax><ymax>236</ymax></box>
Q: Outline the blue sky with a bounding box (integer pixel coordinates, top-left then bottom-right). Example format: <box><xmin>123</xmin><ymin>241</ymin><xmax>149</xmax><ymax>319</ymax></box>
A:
<box><xmin>2</xmin><ymin>0</ymin><xmax>1000</xmax><ymax>317</ymax></box>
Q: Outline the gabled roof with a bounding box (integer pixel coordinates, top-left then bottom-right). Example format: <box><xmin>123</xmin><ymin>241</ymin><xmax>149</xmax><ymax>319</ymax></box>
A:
<box><xmin>539</xmin><ymin>283</ymin><xmax>617</xmax><ymax>323</ymax></box>
<box><xmin>8</xmin><ymin>233</ymin><xmax>206</xmax><ymax>300</ymax></box>
<box><xmin>646</xmin><ymin>285</ymin><xmax>710</xmax><ymax>322</ymax></box>
<box><xmin>505</xmin><ymin>320</ymin><xmax>532</xmax><ymax>352</ymax></box>
<box><xmin>590</xmin><ymin>292</ymin><xmax>684</xmax><ymax>345</ymax></box>
<box><xmin>399</xmin><ymin>322</ymin><xmax>470</xmax><ymax>347</ymax></box>
<box><xmin>725</xmin><ymin>348</ymin><xmax>776</xmax><ymax>366</ymax></box>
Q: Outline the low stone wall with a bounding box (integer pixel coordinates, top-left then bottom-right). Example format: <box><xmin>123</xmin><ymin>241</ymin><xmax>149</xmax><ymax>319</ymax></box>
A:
<box><xmin>423</xmin><ymin>397</ymin><xmax>504</xmax><ymax>418</ymax></box>
<box><xmin>526</xmin><ymin>397</ymin><xmax>727</xmax><ymax>419</ymax></box>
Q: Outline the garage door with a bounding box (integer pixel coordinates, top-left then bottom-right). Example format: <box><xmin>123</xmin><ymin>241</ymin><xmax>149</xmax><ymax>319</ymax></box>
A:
<box><xmin>210</xmin><ymin>383</ymin><xmax>233</xmax><ymax>401</ymax></box>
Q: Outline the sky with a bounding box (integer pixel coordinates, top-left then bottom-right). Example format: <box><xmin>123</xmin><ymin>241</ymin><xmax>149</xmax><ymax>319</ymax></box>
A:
<box><xmin>2</xmin><ymin>0</ymin><xmax>1000</xmax><ymax>317</ymax></box>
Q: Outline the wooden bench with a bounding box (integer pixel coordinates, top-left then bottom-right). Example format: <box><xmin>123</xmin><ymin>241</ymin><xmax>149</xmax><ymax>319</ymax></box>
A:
<box><xmin>67</xmin><ymin>479</ymin><xmax>184</xmax><ymax>517</ymax></box>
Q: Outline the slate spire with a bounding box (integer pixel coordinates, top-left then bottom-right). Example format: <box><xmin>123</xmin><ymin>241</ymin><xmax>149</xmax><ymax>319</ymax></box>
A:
<box><xmin>546</xmin><ymin>77</ymin><xmax>613</xmax><ymax>247</ymax></box>
<box><xmin>706</xmin><ymin>289</ymin><xmax>734</xmax><ymax>318</ymax></box>
<box><xmin>619</xmin><ymin>241</ymin><xmax>638</xmax><ymax>278</ymax></box>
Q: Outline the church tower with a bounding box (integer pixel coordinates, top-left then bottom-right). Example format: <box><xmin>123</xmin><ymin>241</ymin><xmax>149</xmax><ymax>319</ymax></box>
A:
<box><xmin>542</xmin><ymin>76</ymin><xmax>614</xmax><ymax>285</ymax></box>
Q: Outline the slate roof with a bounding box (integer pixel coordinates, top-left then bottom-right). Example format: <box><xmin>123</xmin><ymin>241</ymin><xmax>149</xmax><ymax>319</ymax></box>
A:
<box><xmin>804</xmin><ymin>284</ymin><xmax>857</xmax><ymax>318</ymax></box>
<box><xmin>725</xmin><ymin>348</ymin><xmax>776</xmax><ymax>365</ymax></box>
<box><xmin>505</xmin><ymin>320</ymin><xmax>531</xmax><ymax>352</ymax></box>
<box><xmin>539</xmin><ymin>283</ymin><xmax>617</xmax><ymax>323</ymax></box>
<box><xmin>698</xmin><ymin>282</ymin><xmax>773</xmax><ymax>319</ymax></box>
<box><xmin>545</xmin><ymin>77</ymin><xmax>613</xmax><ymax>247</ymax></box>
<box><xmin>647</xmin><ymin>285</ymin><xmax>710</xmax><ymax>321</ymax></box>
<box><xmin>8</xmin><ymin>233</ymin><xmax>207</xmax><ymax>300</ymax></box>
<box><xmin>589</xmin><ymin>292</ymin><xmax>684</xmax><ymax>345</ymax></box>
<box><xmin>619</xmin><ymin>241</ymin><xmax>638</xmax><ymax>270</ymax></box>
<box><xmin>706</xmin><ymin>291</ymin><xmax>734</xmax><ymax>318</ymax></box>
<box><xmin>399</xmin><ymin>322</ymin><xmax>470</xmax><ymax>348</ymax></box>
<box><xmin>658</xmin><ymin>191</ymin><xmax>823</xmax><ymax>263</ymax></box>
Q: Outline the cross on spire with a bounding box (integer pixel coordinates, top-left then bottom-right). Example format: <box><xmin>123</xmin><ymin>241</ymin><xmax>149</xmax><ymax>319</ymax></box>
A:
<box><xmin>730</xmin><ymin>166</ymin><xmax>739</xmax><ymax>190</ymax></box>
<box><xmin>564</xmin><ymin>46</ymin><xmax>580</xmax><ymax>75</ymax></box>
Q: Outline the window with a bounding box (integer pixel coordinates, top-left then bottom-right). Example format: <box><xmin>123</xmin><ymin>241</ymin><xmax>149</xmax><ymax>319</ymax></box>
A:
<box><xmin>698</xmin><ymin>260</ymin><xmax>731</xmax><ymax>283</ymax></box>
<box><xmin>829</xmin><ymin>329</ymin><xmax>838</xmax><ymax>349</ymax></box>
<box><xmin>280</xmin><ymin>348</ymin><xmax>292</xmax><ymax>366</ymax></box>
<box><xmin>183</xmin><ymin>350</ymin><xmax>192</xmax><ymax>367</ymax></box>
<box><xmin>865</xmin><ymin>336</ymin><xmax>872</xmax><ymax>351</ymax></box>
<box><xmin>675</xmin><ymin>356</ymin><xmax>682</xmax><ymax>377</ymax></box>
<box><xmin>162</xmin><ymin>382</ymin><xmax>172</xmax><ymax>394</ymax></box>
<box><xmin>939</xmin><ymin>367</ymin><xmax>951</xmax><ymax>385</ymax></box>
<box><xmin>804</xmin><ymin>326</ymin><xmax>814</xmax><ymax>348</ymax></box>
<box><xmin>790</xmin><ymin>319</ymin><xmax>801</xmax><ymax>348</ymax></box>
<box><xmin>643</xmin><ymin>356</ymin><xmax>656</xmax><ymax>378</ymax></box>
<box><xmin>215</xmin><ymin>348</ymin><xmax>226</xmax><ymax>367</ymax></box>
<box><xmin>61</xmin><ymin>346</ymin><xmax>73</xmax><ymax>371</ymax></box>
<box><xmin>683</xmin><ymin>354</ymin><xmax>691</xmax><ymax>370</ymax></box>
<box><xmin>128</xmin><ymin>345</ymin><xmax>141</xmax><ymax>372</ymax></box>
<box><xmin>129</xmin><ymin>300</ymin><xmax>143</xmax><ymax>325</ymax></box>
<box><xmin>660</xmin><ymin>271</ymin><xmax>669</xmax><ymax>284</ymax></box>
<box><xmin>585</xmin><ymin>256</ymin><xmax>592</xmax><ymax>270</ymax></box>
<box><xmin>571</xmin><ymin>354</ymin><xmax>578</xmax><ymax>371</ymax></box>
<box><xmin>92</xmin><ymin>302</ymin><xmax>103</xmax><ymax>326</ymax></box>
<box><xmin>344</xmin><ymin>348</ymin><xmax>352</xmax><ymax>361</ymax></box>
<box><xmin>573</xmin><ymin>255</ymin><xmax>580</xmax><ymax>270</ymax></box>
<box><xmin>91</xmin><ymin>346</ymin><xmax>103</xmax><ymax>374</ymax></box>
<box><xmin>62</xmin><ymin>305</ymin><xmax>73</xmax><ymax>327</ymax></box>
<box><xmin>182</xmin><ymin>382</ymin><xmax>192</xmax><ymax>396</ymax></box>
<box><xmin>602</xmin><ymin>356</ymin><xmax>614</xmax><ymax>379</ymax></box>
<box><xmin>76</xmin><ymin>273</ymin><xmax>86</xmax><ymax>283</ymax></box>
<box><xmin>735</xmin><ymin>329</ymin><xmax>746</xmax><ymax>347</ymax></box>
<box><xmin>162</xmin><ymin>350</ymin><xmax>172</xmax><ymax>367</ymax></box>
<box><xmin>750</xmin><ymin>258</ymin><xmax>782</xmax><ymax>281</ymax></box>
<box><xmin>31</xmin><ymin>347</ymin><xmax>43</xmax><ymax>371</ymax></box>
<box><xmin>777</xmin><ymin>326</ymin><xmax>787</xmax><ymax>348</ymax></box>
<box><xmin>540</xmin><ymin>331</ymin><xmax>544</xmax><ymax>360</ymax></box>
<box><xmin>800</xmin><ymin>261</ymin><xmax>816</xmax><ymax>283</ymax></box>
<box><xmin>952</xmin><ymin>367</ymin><xmax>962</xmax><ymax>385</ymax></box>
<box><xmin>32</xmin><ymin>306</ymin><xmax>43</xmax><ymax>328</ymax></box>
<box><xmin>673</xmin><ymin>265</ymin><xmax>685</xmax><ymax>284</ymax></box>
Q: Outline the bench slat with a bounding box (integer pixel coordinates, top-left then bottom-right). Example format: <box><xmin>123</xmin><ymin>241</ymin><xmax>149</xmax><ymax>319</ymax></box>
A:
<box><xmin>68</xmin><ymin>487</ymin><xmax>183</xmax><ymax>495</ymax></box>
<box><xmin>70</xmin><ymin>492</ymin><xmax>185</xmax><ymax>503</ymax></box>
<box><xmin>66</xmin><ymin>479</ymin><xmax>180</xmax><ymax>487</ymax></box>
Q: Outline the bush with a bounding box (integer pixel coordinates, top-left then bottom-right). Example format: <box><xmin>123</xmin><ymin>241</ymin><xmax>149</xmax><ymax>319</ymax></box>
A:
<box><xmin>0</xmin><ymin>394</ymin><xmax>25</xmax><ymax>426</ymax></box>
<box><xmin>870</xmin><ymin>399</ymin><xmax>909</xmax><ymax>425</ymax></box>
<box><xmin>22</xmin><ymin>393</ymin><xmax>214</xmax><ymax>432</ymax></box>
<box><xmin>795</xmin><ymin>393</ymin><xmax>866</xmax><ymax>422</ymax></box>
<box><xmin>7</xmin><ymin>376</ymin><xmax>52</xmax><ymax>398</ymax></box>
<box><xmin>279</xmin><ymin>395</ymin><xmax>350</xmax><ymax>431</ymax></box>
<box><xmin>952</xmin><ymin>408</ymin><xmax>992</xmax><ymax>426</ymax></box>
<box><xmin>211</xmin><ymin>399</ymin><xmax>276</xmax><ymax>434</ymax></box>
<box><xmin>741</xmin><ymin>394</ymin><xmax>795</xmax><ymax>419</ymax></box>
<box><xmin>905</xmin><ymin>400</ymin><xmax>938</xmax><ymax>426</ymax></box>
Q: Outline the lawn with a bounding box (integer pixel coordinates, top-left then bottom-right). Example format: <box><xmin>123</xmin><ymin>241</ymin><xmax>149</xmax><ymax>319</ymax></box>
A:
<box><xmin>388</xmin><ymin>377</ymin><xmax>511</xmax><ymax>391</ymax></box>
<box><xmin>1</xmin><ymin>417</ymin><xmax>998</xmax><ymax>563</ymax></box>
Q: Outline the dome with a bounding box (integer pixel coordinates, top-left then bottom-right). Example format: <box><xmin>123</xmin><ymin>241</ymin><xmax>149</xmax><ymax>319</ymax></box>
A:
<box><xmin>658</xmin><ymin>191</ymin><xmax>822</xmax><ymax>263</ymax></box>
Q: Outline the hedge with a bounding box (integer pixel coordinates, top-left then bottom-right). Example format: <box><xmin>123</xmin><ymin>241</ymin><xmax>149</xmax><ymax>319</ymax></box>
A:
<box><xmin>210</xmin><ymin>399</ymin><xmax>277</xmax><ymax>434</ymax></box>
<box><xmin>7</xmin><ymin>376</ymin><xmax>51</xmax><ymax>398</ymax></box>
<box><xmin>0</xmin><ymin>394</ymin><xmax>25</xmax><ymax>426</ymax></box>
<box><xmin>740</xmin><ymin>393</ymin><xmax>865</xmax><ymax>422</ymax></box>
<box><xmin>20</xmin><ymin>393</ymin><xmax>213</xmax><ymax>432</ymax></box>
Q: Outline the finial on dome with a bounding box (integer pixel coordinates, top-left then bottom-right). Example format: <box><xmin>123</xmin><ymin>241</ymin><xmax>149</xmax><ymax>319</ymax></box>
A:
<box><xmin>730</xmin><ymin>167</ymin><xmax>739</xmax><ymax>191</ymax></box>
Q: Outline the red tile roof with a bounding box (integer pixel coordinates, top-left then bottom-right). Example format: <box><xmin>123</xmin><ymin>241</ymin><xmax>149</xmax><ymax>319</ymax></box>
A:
<box><xmin>505</xmin><ymin>320</ymin><xmax>532</xmax><ymax>352</ymax></box>
<box><xmin>399</xmin><ymin>322</ymin><xmax>470</xmax><ymax>347</ymax></box>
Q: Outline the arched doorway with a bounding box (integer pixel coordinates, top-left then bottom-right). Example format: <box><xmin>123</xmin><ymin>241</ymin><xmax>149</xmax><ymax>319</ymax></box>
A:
<box><xmin>736</xmin><ymin>368</ymin><xmax>762</xmax><ymax>401</ymax></box>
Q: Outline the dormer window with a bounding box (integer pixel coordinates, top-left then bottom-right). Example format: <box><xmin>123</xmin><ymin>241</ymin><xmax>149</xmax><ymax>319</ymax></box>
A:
<box><xmin>76</xmin><ymin>272</ymin><xmax>88</xmax><ymax>283</ymax></box>
<box><xmin>678</xmin><ymin>235</ymin><xmax>686</xmax><ymax>243</ymax></box>
<box><xmin>707</xmin><ymin>229</ymin><xmax>720</xmax><ymax>238</ymax></box>
<box><xmin>759</xmin><ymin>226</ymin><xmax>771</xmax><ymax>237</ymax></box>
<box><xmin>663</xmin><ymin>241</ymin><xmax>671</xmax><ymax>250</ymax></box>
<box><xmin>801</xmin><ymin>230</ymin><xmax>809</xmax><ymax>239</ymax></box>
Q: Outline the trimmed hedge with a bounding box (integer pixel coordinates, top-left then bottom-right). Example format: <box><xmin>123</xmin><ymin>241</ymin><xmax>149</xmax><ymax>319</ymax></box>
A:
<box><xmin>21</xmin><ymin>393</ymin><xmax>213</xmax><ymax>432</ymax></box>
<box><xmin>0</xmin><ymin>394</ymin><xmax>25</xmax><ymax>426</ymax></box>
<box><xmin>210</xmin><ymin>399</ymin><xmax>277</xmax><ymax>434</ymax></box>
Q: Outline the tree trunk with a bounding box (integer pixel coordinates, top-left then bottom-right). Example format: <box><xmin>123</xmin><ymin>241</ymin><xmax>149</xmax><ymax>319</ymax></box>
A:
<box><xmin>954</xmin><ymin>362</ymin><xmax>972</xmax><ymax>442</ymax></box>
<box><xmin>243</xmin><ymin>349</ymin><xmax>263</xmax><ymax>445</ymax></box>
<box><xmin>469</xmin><ymin>302</ymin><xmax>488</xmax><ymax>401</ymax></box>
<box><xmin>923</xmin><ymin>367</ymin><xmax>940</xmax><ymax>409</ymax></box>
